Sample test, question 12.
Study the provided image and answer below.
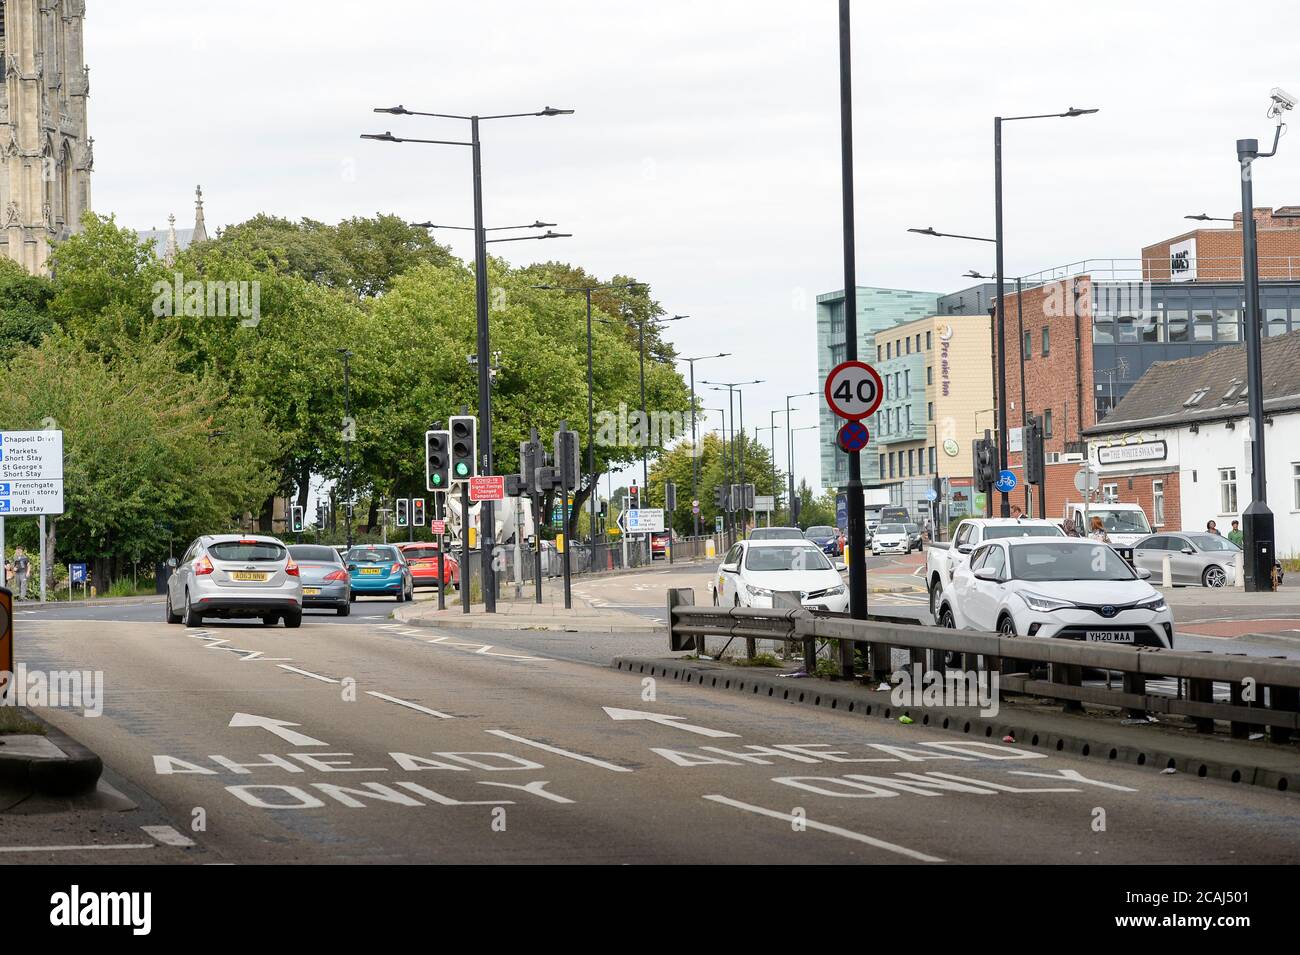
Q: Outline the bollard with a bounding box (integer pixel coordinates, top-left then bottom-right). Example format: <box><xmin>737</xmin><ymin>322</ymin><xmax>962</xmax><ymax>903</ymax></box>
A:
<box><xmin>1162</xmin><ymin>553</ymin><xmax>1173</xmax><ymax>588</ymax></box>
<box><xmin>705</xmin><ymin>538</ymin><xmax>716</xmax><ymax>559</ymax></box>
<box><xmin>1234</xmin><ymin>551</ymin><xmax>1245</xmax><ymax>590</ymax></box>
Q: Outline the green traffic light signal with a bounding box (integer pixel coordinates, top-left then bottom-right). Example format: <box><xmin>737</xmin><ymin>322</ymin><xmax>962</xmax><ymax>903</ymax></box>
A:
<box><xmin>432</xmin><ymin>474</ymin><xmax>443</xmax><ymax>486</ymax></box>
<box><xmin>455</xmin><ymin>462</ymin><xmax>469</xmax><ymax>477</ymax></box>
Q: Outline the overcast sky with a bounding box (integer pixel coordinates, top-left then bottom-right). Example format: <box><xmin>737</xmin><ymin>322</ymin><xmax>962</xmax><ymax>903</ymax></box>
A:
<box><xmin>88</xmin><ymin>1</ymin><xmax>1300</xmax><ymax>495</ymax></box>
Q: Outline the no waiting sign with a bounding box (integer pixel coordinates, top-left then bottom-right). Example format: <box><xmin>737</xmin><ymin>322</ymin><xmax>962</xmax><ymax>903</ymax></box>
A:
<box><xmin>824</xmin><ymin>361</ymin><xmax>883</xmax><ymax>421</ymax></box>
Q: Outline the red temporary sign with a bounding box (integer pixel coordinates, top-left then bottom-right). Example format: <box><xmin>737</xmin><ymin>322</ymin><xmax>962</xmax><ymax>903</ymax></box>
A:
<box><xmin>430</xmin><ymin>519</ymin><xmax>447</xmax><ymax>535</ymax></box>
<box><xmin>824</xmin><ymin>360</ymin><xmax>884</xmax><ymax>421</ymax></box>
<box><xmin>468</xmin><ymin>475</ymin><xmax>506</xmax><ymax>502</ymax></box>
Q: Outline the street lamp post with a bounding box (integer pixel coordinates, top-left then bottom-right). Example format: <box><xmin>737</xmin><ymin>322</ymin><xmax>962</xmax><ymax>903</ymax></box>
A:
<box><xmin>363</xmin><ymin>103</ymin><xmax>573</xmax><ymax>614</ymax></box>
<box><xmin>680</xmin><ymin>353</ymin><xmax>730</xmax><ymax>537</ymax></box>
<box><xmin>785</xmin><ymin>391</ymin><xmax>816</xmax><ymax>524</ymax></box>
<box><xmin>338</xmin><ymin>349</ymin><xmax>354</xmax><ymax>549</ymax></box>
<box><xmin>1236</xmin><ymin>97</ymin><xmax>1290</xmax><ymax>591</ymax></box>
<box><xmin>703</xmin><ymin>379</ymin><xmax>763</xmax><ymax>544</ymax></box>
<box><xmin>636</xmin><ymin>314</ymin><xmax>686</xmax><ymax>497</ymax></box>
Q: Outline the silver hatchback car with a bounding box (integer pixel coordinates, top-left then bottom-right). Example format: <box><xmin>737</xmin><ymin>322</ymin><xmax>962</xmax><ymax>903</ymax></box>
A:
<box><xmin>166</xmin><ymin>534</ymin><xmax>303</xmax><ymax>627</ymax></box>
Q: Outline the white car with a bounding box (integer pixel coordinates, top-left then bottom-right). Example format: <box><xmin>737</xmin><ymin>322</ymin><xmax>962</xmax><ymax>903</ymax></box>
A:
<box><xmin>926</xmin><ymin>518</ymin><xmax>1063</xmax><ymax>618</ymax></box>
<box><xmin>871</xmin><ymin>523</ymin><xmax>910</xmax><ymax>556</ymax></box>
<box><xmin>935</xmin><ymin>537</ymin><xmax>1173</xmax><ymax>648</ymax></box>
<box><xmin>713</xmin><ymin>539</ymin><xmax>848</xmax><ymax>612</ymax></box>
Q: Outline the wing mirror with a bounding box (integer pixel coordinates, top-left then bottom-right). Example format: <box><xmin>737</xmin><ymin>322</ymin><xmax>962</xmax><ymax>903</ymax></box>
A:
<box><xmin>1181</xmin><ymin>547</ymin><xmax>1195</xmax><ymax>555</ymax></box>
<box><xmin>347</xmin><ymin>563</ymin><xmax>357</xmax><ymax>571</ymax></box>
<box><xmin>957</xmin><ymin>545</ymin><xmax>973</xmax><ymax>554</ymax></box>
<box><xmin>1136</xmin><ymin>568</ymin><xmax>1153</xmax><ymax>579</ymax></box>
<box><xmin>972</xmin><ymin>567</ymin><xmax>1001</xmax><ymax>582</ymax></box>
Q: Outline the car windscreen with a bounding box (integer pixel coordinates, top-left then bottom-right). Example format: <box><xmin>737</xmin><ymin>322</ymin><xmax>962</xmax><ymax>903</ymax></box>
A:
<box><xmin>401</xmin><ymin>547</ymin><xmax>444</xmax><ymax>560</ymax></box>
<box><xmin>1185</xmin><ymin>533</ymin><xmax>1239</xmax><ymax>552</ymax></box>
<box><xmin>749</xmin><ymin>528</ymin><xmax>804</xmax><ymax>540</ymax></box>
<box><xmin>876</xmin><ymin>524</ymin><xmax>905</xmax><ymax>535</ymax></box>
<box><xmin>288</xmin><ymin>545</ymin><xmax>342</xmax><ymax>563</ymax></box>
<box><xmin>346</xmin><ymin>548</ymin><xmax>398</xmax><ymax>564</ymax></box>
<box><xmin>905</xmin><ymin>524</ymin><xmax>919</xmax><ymax>533</ymax></box>
<box><xmin>984</xmin><ymin>525</ymin><xmax>1064</xmax><ymax>540</ymax></box>
<box><xmin>744</xmin><ymin>545</ymin><xmax>833</xmax><ymax>572</ymax></box>
<box><xmin>804</xmin><ymin>526</ymin><xmax>836</xmax><ymax>538</ymax></box>
<box><xmin>208</xmin><ymin>541</ymin><xmax>286</xmax><ymax>563</ymax></box>
<box><xmin>1009</xmin><ymin>542</ymin><xmax>1136</xmax><ymax>581</ymax></box>
<box><xmin>1087</xmin><ymin>509</ymin><xmax>1151</xmax><ymax>534</ymax></box>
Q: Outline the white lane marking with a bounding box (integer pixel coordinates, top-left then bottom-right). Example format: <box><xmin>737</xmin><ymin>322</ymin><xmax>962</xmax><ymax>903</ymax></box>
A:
<box><xmin>0</xmin><ymin>843</ymin><xmax>154</xmax><ymax>853</ymax></box>
<box><xmin>277</xmin><ymin>664</ymin><xmax>340</xmax><ymax>684</ymax></box>
<box><xmin>142</xmin><ymin>825</ymin><xmax>196</xmax><ymax>847</ymax></box>
<box><xmin>228</xmin><ymin>712</ymin><xmax>328</xmax><ymax>747</ymax></box>
<box><xmin>365</xmin><ymin>691</ymin><xmax>453</xmax><ymax>719</ymax></box>
<box><xmin>702</xmin><ymin>795</ymin><xmax>944</xmax><ymax>862</ymax></box>
<box><xmin>485</xmin><ymin>730</ymin><xmax>633</xmax><ymax>773</ymax></box>
<box><xmin>603</xmin><ymin>706</ymin><xmax>740</xmax><ymax>738</ymax></box>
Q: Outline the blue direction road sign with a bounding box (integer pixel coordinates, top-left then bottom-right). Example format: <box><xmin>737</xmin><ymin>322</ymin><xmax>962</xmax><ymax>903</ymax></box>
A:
<box><xmin>0</xmin><ymin>482</ymin><xmax>9</xmax><ymax>495</ymax></box>
<box><xmin>70</xmin><ymin>563</ymin><xmax>89</xmax><ymax>584</ymax></box>
<box><xmin>0</xmin><ymin>500</ymin><xmax>9</xmax><ymax>514</ymax></box>
<box><xmin>995</xmin><ymin>469</ymin><xmax>1018</xmax><ymax>493</ymax></box>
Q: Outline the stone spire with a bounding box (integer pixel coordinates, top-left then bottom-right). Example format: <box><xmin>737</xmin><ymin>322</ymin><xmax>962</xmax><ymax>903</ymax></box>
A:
<box><xmin>164</xmin><ymin>215</ymin><xmax>179</xmax><ymax>266</ymax></box>
<box><xmin>193</xmin><ymin>186</ymin><xmax>209</xmax><ymax>244</ymax></box>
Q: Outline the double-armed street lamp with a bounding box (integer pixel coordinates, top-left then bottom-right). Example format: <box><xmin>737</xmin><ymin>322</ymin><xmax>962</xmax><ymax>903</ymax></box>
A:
<box><xmin>702</xmin><ymin>379</ymin><xmax>763</xmax><ymax>540</ymax></box>
<box><xmin>678</xmin><ymin>352</ymin><xmax>730</xmax><ymax>536</ymax></box>
<box><xmin>785</xmin><ymin>391</ymin><xmax>816</xmax><ymax>524</ymax></box>
<box><xmin>362</xmin><ymin>104</ymin><xmax>573</xmax><ymax>612</ymax></box>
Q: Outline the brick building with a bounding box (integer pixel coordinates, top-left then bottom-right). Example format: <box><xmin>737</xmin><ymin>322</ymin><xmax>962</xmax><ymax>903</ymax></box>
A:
<box><xmin>1142</xmin><ymin>207</ymin><xmax>1300</xmax><ymax>282</ymax></box>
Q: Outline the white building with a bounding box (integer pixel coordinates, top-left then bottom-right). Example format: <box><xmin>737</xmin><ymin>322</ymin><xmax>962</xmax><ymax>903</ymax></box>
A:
<box><xmin>1084</xmin><ymin>329</ymin><xmax>1300</xmax><ymax>558</ymax></box>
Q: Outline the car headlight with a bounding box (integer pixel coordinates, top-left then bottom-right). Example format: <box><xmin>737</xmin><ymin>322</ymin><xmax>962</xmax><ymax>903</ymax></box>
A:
<box><xmin>1019</xmin><ymin>591</ymin><xmax>1076</xmax><ymax>612</ymax></box>
<box><xmin>745</xmin><ymin>584</ymin><xmax>773</xmax><ymax>598</ymax></box>
<box><xmin>1135</xmin><ymin>595</ymin><xmax>1167</xmax><ymax>612</ymax></box>
<box><xmin>824</xmin><ymin>585</ymin><xmax>846</xmax><ymax>596</ymax></box>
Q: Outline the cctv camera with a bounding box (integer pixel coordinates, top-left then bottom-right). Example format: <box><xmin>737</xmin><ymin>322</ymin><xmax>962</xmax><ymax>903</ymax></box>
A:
<box><xmin>1268</xmin><ymin>87</ymin><xmax>1297</xmax><ymax>117</ymax></box>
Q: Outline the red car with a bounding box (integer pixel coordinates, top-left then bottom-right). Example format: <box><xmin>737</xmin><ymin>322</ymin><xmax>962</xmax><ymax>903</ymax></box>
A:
<box><xmin>650</xmin><ymin>531</ymin><xmax>674</xmax><ymax>559</ymax></box>
<box><xmin>398</xmin><ymin>542</ymin><xmax>459</xmax><ymax>589</ymax></box>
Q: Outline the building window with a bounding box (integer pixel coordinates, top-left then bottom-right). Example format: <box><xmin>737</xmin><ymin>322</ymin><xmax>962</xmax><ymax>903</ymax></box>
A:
<box><xmin>1167</xmin><ymin>309</ymin><xmax>1189</xmax><ymax>342</ymax></box>
<box><xmin>927</xmin><ymin>365</ymin><xmax>933</xmax><ymax>385</ymax></box>
<box><xmin>916</xmin><ymin>333</ymin><xmax>921</xmax><ymax>352</ymax></box>
<box><xmin>927</xmin><ymin>401</ymin><xmax>934</xmax><ymax>421</ymax></box>
<box><xmin>908</xmin><ymin>449</ymin><xmax>915</xmax><ymax>475</ymax></box>
<box><xmin>1293</xmin><ymin>463</ymin><xmax>1300</xmax><ymax>509</ymax></box>
<box><xmin>1116</xmin><ymin>316</ymin><xmax>1139</xmax><ymax>343</ymax></box>
<box><xmin>1153</xmin><ymin>480</ymin><xmax>1165</xmax><ymax>527</ymax></box>
<box><xmin>925</xmin><ymin>330</ymin><xmax>932</xmax><ymax>350</ymax></box>
<box><xmin>1267</xmin><ymin>307</ymin><xmax>1289</xmax><ymax>337</ymax></box>
<box><xmin>1044</xmin><ymin>408</ymin><xmax>1053</xmax><ymax>437</ymax></box>
<box><xmin>1192</xmin><ymin>309</ymin><xmax>1215</xmax><ymax>342</ymax></box>
<box><xmin>905</xmin><ymin>337</ymin><xmax>911</xmax><ymax>355</ymax></box>
<box><xmin>1092</xmin><ymin>316</ymin><xmax>1114</xmax><ymax>344</ymax></box>
<box><xmin>1137</xmin><ymin>310</ymin><xmax>1164</xmax><ymax>343</ymax></box>
<box><xmin>1023</xmin><ymin>329</ymin><xmax>1031</xmax><ymax>358</ymax></box>
<box><xmin>879</xmin><ymin>454</ymin><xmax>885</xmax><ymax>479</ymax></box>
<box><xmin>1215</xmin><ymin>308</ymin><xmax>1241</xmax><ymax>343</ymax></box>
<box><xmin>877</xmin><ymin>344</ymin><xmax>882</xmax><ymax>361</ymax></box>
<box><xmin>928</xmin><ymin>445</ymin><xmax>936</xmax><ymax>474</ymax></box>
<box><xmin>1041</xmin><ymin>327</ymin><xmax>1050</xmax><ymax>356</ymax></box>
<box><xmin>1219</xmin><ymin>468</ymin><xmax>1238</xmax><ymax>514</ymax></box>
<box><xmin>1102</xmin><ymin>483</ymin><xmax>1118</xmax><ymax>503</ymax></box>
<box><xmin>889</xmin><ymin>453</ymin><xmax>895</xmax><ymax>478</ymax></box>
<box><xmin>886</xmin><ymin>342</ymin><xmax>892</xmax><ymax>360</ymax></box>
<box><xmin>903</xmin><ymin>369</ymin><xmax>910</xmax><ymax>395</ymax></box>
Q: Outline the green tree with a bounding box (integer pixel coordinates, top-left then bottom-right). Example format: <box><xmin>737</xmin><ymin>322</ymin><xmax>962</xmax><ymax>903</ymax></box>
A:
<box><xmin>794</xmin><ymin>479</ymin><xmax>837</xmax><ymax>529</ymax></box>
<box><xmin>0</xmin><ymin>257</ymin><xmax>55</xmax><ymax>350</ymax></box>
<box><xmin>649</xmin><ymin>432</ymin><xmax>782</xmax><ymax>536</ymax></box>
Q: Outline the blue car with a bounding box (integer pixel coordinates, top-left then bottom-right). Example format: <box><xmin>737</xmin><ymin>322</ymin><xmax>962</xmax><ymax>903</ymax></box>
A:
<box><xmin>804</xmin><ymin>525</ymin><xmax>842</xmax><ymax>557</ymax></box>
<box><xmin>345</xmin><ymin>545</ymin><xmax>413</xmax><ymax>602</ymax></box>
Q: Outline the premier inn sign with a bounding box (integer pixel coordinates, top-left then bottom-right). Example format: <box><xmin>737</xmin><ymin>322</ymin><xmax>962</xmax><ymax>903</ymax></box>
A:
<box><xmin>1097</xmin><ymin>440</ymin><xmax>1168</xmax><ymax>466</ymax></box>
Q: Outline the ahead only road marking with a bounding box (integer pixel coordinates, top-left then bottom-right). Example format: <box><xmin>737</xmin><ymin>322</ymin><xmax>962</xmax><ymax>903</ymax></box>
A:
<box><xmin>702</xmin><ymin>794</ymin><xmax>943</xmax><ymax>862</ymax></box>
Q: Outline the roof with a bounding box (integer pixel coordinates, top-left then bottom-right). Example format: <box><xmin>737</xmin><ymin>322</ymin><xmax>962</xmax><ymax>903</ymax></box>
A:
<box><xmin>1085</xmin><ymin>328</ymin><xmax>1300</xmax><ymax>435</ymax></box>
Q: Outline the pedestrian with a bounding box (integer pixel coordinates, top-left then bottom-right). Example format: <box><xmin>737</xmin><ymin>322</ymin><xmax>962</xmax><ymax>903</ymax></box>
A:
<box><xmin>1010</xmin><ymin>504</ymin><xmax>1023</xmax><ymax>520</ymax></box>
<box><xmin>1227</xmin><ymin>520</ymin><xmax>1243</xmax><ymax>548</ymax></box>
<box><xmin>1088</xmin><ymin>516</ymin><xmax>1111</xmax><ymax>544</ymax></box>
<box><xmin>12</xmin><ymin>545</ymin><xmax>30</xmax><ymax>600</ymax></box>
<box><xmin>1206</xmin><ymin>519</ymin><xmax>1220</xmax><ymax>536</ymax></box>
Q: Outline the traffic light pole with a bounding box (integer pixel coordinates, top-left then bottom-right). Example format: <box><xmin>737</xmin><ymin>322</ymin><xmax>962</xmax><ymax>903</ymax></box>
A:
<box><xmin>838</xmin><ymin>0</ymin><xmax>868</xmax><ymax>648</ymax></box>
<box><xmin>435</xmin><ymin>492</ymin><xmax>447</xmax><ymax>611</ymax></box>
<box><xmin>470</xmin><ymin>117</ymin><xmax>497</xmax><ymax>614</ymax></box>
<box><xmin>460</xmin><ymin>483</ymin><xmax>471</xmax><ymax>614</ymax></box>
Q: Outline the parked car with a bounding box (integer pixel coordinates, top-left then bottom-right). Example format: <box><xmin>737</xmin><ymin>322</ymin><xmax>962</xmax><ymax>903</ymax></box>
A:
<box><xmin>935</xmin><ymin>537</ymin><xmax>1172</xmax><ymax>648</ymax></box>
<box><xmin>748</xmin><ymin>526</ymin><xmax>805</xmax><ymax>541</ymax></box>
<box><xmin>871</xmin><ymin>523</ymin><xmax>910</xmax><ymax>556</ymax></box>
<box><xmin>712</xmin><ymin>539</ymin><xmax>848</xmax><ymax>612</ymax></box>
<box><xmin>344</xmin><ymin>544</ymin><xmax>414</xmax><ymax>602</ymax></box>
<box><xmin>803</xmin><ymin>525</ymin><xmax>841</xmax><ymax>556</ymax></box>
<box><xmin>288</xmin><ymin>544</ymin><xmax>352</xmax><ymax>616</ymax></box>
<box><xmin>650</xmin><ymin>530</ymin><xmax>677</xmax><ymax>559</ymax></box>
<box><xmin>166</xmin><ymin>534</ymin><xmax>303</xmax><ymax>628</ymax></box>
<box><xmin>398</xmin><ymin>542</ymin><xmax>460</xmax><ymax>590</ymax></box>
<box><xmin>925</xmin><ymin>518</ymin><xmax>1064</xmax><ymax>618</ymax></box>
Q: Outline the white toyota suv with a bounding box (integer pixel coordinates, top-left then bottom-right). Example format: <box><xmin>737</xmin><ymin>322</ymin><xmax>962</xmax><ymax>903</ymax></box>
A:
<box><xmin>926</xmin><ymin>518</ymin><xmax>1063</xmax><ymax>618</ymax></box>
<box><xmin>166</xmin><ymin>534</ymin><xmax>304</xmax><ymax>628</ymax></box>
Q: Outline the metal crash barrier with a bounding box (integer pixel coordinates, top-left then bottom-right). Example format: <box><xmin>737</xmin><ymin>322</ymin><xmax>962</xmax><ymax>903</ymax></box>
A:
<box><xmin>665</xmin><ymin>587</ymin><xmax>1300</xmax><ymax>744</ymax></box>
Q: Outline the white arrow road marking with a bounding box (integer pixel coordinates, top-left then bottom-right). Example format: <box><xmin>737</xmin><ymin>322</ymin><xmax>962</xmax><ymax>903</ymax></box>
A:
<box><xmin>602</xmin><ymin>706</ymin><xmax>740</xmax><ymax>738</ymax></box>
<box><xmin>702</xmin><ymin>795</ymin><xmax>944</xmax><ymax>862</ymax></box>
<box><xmin>228</xmin><ymin>712</ymin><xmax>328</xmax><ymax>747</ymax></box>
<box><xmin>365</xmin><ymin>691</ymin><xmax>453</xmax><ymax>719</ymax></box>
<box><xmin>486</xmin><ymin>730</ymin><xmax>633</xmax><ymax>772</ymax></box>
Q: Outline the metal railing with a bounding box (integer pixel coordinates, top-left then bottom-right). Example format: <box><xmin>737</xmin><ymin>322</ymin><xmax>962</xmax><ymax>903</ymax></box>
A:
<box><xmin>665</xmin><ymin>589</ymin><xmax>1300</xmax><ymax>744</ymax></box>
<box><xmin>1015</xmin><ymin>256</ymin><xmax>1300</xmax><ymax>286</ymax></box>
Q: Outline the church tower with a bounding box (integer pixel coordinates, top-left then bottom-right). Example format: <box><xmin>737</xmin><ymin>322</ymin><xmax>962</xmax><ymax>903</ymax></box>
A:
<box><xmin>0</xmin><ymin>0</ymin><xmax>92</xmax><ymax>274</ymax></box>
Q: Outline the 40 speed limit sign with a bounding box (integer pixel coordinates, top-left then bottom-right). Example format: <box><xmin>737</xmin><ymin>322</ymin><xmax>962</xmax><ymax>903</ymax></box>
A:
<box><xmin>824</xmin><ymin>360</ymin><xmax>883</xmax><ymax>421</ymax></box>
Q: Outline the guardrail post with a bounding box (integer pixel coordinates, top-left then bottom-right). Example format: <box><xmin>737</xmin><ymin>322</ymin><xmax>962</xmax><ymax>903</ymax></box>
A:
<box><xmin>1267</xmin><ymin>676</ymin><xmax>1299</xmax><ymax>744</ymax></box>
<box><xmin>1050</xmin><ymin>662</ymin><xmax>1084</xmax><ymax>713</ymax></box>
<box><xmin>667</xmin><ymin>588</ymin><xmax>696</xmax><ymax>653</ymax></box>
<box><xmin>1186</xmin><ymin>677</ymin><xmax>1215</xmax><ymax>733</ymax></box>
<box><xmin>869</xmin><ymin>641</ymin><xmax>893</xmax><ymax>682</ymax></box>
<box><xmin>773</xmin><ymin>592</ymin><xmax>803</xmax><ymax>665</ymax></box>
<box><xmin>1228</xmin><ymin>670</ymin><xmax>1251</xmax><ymax>739</ymax></box>
<box><xmin>1122</xmin><ymin>670</ymin><xmax>1146</xmax><ymax>719</ymax></box>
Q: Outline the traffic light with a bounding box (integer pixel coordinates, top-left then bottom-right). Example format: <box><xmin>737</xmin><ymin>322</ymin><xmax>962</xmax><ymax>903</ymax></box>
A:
<box><xmin>713</xmin><ymin>485</ymin><xmax>728</xmax><ymax>510</ymax></box>
<box><xmin>730</xmin><ymin>484</ymin><xmax>742</xmax><ymax>512</ymax></box>
<box><xmin>629</xmin><ymin>485</ymin><xmax>640</xmax><ymax>509</ymax></box>
<box><xmin>973</xmin><ymin>436</ymin><xmax>997</xmax><ymax>493</ymax></box>
<box><xmin>554</xmin><ymin>428</ymin><xmax>580</xmax><ymax>492</ymax></box>
<box><xmin>315</xmin><ymin>500</ymin><xmax>326</xmax><ymax>528</ymax></box>
<box><xmin>665</xmin><ymin>481</ymin><xmax>677</xmax><ymax>513</ymax></box>
<box><xmin>743</xmin><ymin>484</ymin><xmax>755</xmax><ymax>509</ymax></box>
<box><xmin>291</xmin><ymin>505</ymin><xmax>304</xmax><ymax>533</ymax></box>
<box><xmin>1025</xmin><ymin>417</ymin><xmax>1046</xmax><ymax>486</ymax></box>
<box><xmin>449</xmin><ymin>416</ymin><xmax>477</xmax><ymax>482</ymax></box>
<box><xmin>412</xmin><ymin>498</ymin><xmax>426</xmax><ymax>526</ymax></box>
<box><xmin>396</xmin><ymin>498</ymin><xmax>409</xmax><ymax>527</ymax></box>
<box><xmin>426</xmin><ymin>429</ymin><xmax>450</xmax><ymax>492</ymax></box>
